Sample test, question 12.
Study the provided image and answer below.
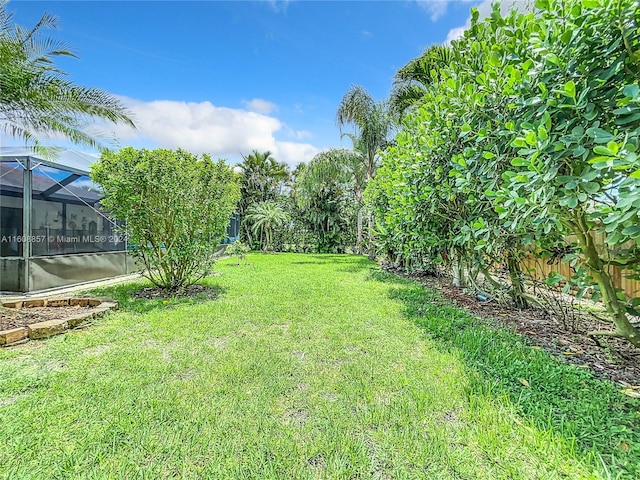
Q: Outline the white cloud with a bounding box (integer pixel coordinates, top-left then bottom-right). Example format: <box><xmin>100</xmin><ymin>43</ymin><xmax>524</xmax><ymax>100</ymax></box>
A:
<box><xmin>445</xmin><ymin>0</ymin><xmax>533</xmax><ymax>42</ymax></box>
<box><xmin>242</xmin><ymin>98</ymin><xmax>278</xmax><ymax>114</ymax></box>
<box><xmin>415</xmin><ymin>0</ymin><xmax>449</xmax><ymax>21</ymax></box>
<box><xmin>275</xmin><ymin>141</ymin><xmax>319</xmax><ymax>167</ymax></box>
<box><xmin>103</xmin><ymin>96</ymin><xmax>319</xmax><ymax>166</ymax></box>
<box><xmin>265</xmin><ymin>0</ymin><xmax>291</xmax><ymax>13</ymax></box>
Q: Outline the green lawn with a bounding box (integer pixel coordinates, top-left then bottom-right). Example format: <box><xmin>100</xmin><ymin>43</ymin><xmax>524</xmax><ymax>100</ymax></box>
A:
<box><xmin>1</xmin><ymin>253</ymin><xmax>637</xmax><ymax>479</ymax></box>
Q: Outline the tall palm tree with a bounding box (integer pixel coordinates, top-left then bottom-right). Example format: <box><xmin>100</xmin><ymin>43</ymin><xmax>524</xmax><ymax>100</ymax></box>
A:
<box><xmin>336</xmin><ymin>85</ymin><xmax>393</xmax><ymax>182</ymax></box>
<box><xmin>389</xmin><ymin>44</ymin><xmax>453</xmax><ymax>119</ymax></box>
<box><xmin>0</xmin><ymin>1</ymin><xmax>135</xmax><ymax>149</ymax></box>
<box><xmin>336</xmin><ymin>85</ymin><xmax>394</xmax><ymax>257</ymax></box>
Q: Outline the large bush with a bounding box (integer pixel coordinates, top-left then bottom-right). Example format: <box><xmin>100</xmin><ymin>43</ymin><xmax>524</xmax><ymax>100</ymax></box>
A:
<box><xmin>91</xmin><ymin>147</ymin><xmax>240</xmax><ymax>289</ymax></box>
<box><xmin>371</xmin><ymin>0</ymin><xmax>640</xmax><ymax>345</ymax></box>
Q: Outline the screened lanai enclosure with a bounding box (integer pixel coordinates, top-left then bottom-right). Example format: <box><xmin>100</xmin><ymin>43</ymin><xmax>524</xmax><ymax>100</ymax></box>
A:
<box><xmin>0</xmin><ymin>147</ymin><xmax>132</xmax><ymax>292</ymax></box>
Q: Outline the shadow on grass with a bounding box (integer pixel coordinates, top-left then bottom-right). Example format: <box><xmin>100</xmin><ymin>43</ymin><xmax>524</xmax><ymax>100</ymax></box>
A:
<box><xmin>86</xmin><ymin>280</ymin><xmax>227</xmax><ymax>315</ymax></box>
<box><xmin>369</xmin><ymin>269</ymin><xmax>640</xmax><ymax>479</ymax></box>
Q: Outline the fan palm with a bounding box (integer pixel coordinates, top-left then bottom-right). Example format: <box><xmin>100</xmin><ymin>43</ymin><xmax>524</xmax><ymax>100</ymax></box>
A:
<box><xmin>0</xmin><ymin>1</ymin><xmax>135</xmax><ymax>149</ymax></box>
<box><xmin>245</xmin><ymin>201</ymin><xmax>289</xmax><ymax>251</ymax></box>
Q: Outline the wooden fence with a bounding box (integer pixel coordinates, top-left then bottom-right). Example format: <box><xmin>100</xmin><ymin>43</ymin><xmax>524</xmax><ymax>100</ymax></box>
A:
<box><xmin>520</xmin><ymin>231</ymin><xmax>640</xmax><ymax>299</ymax></box>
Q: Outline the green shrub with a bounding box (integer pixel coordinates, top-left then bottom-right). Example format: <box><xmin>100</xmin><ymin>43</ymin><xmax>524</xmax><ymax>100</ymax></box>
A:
<box><xmin>91</xmin><ymin>147</ymin><xmax>240</xmax><ymax>288</ymax></box>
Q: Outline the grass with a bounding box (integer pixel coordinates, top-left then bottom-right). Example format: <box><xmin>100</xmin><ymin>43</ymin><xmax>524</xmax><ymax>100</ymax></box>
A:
<box><xmin>0</xmin><ymin>253</ymin><xmax>637</xmax><ymax>479</ymax></box>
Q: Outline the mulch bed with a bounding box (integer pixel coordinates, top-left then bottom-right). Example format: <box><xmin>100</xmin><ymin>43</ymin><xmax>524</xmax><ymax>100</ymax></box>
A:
<box><xmin>389</xmin><ymin>268</ymin><xmax>640</xmax><ymax>387</ymax></box>
<box><xmin>133</xmin><ymin>284</ymin><xmax>221</xmax><ymax>300</ymax></box>
<box><xmin>1</xmin><ymin>304</ymin><xmax>96</xmax><ymax>331</ymax></box>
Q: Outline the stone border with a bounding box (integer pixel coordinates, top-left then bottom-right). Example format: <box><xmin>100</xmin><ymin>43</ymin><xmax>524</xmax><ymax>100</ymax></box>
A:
<box><xmin>0</xmin><ymin>296</ymin><xmax>118</xmax><ymax>347</ymax></box>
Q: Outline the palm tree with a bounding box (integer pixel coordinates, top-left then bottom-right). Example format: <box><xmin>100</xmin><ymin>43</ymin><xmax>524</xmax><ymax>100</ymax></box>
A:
<box><xmin>389</xmin><ymin>44</ymin><xmax>453</xmax><ymax>119</ymax></box>
<box><xmin>296</xmin><ymin>148</ymin><xmax>367</xmax><ymax>251</ymax></box>
<box><xmin>336</xmin><ymin>85</ymin><xmax>394</xmax><ymax>257</ymax></box>
<box><xmin>245</xmin><ymin>201</ymin><xmax>288</xmax><ymax>251</ymax></box>
<box><xmin>236</xmin><ymin>150</ymin><xmax>290</xmax><ymax>245</ymax></box>
<box><xmin>0</xmin><ymin>1</ymin><xmax>135</xmax><ymax>150</ymax></box>
<box><xmin>336</xmin><ymin>85</ymin><xmax>394</xmax><ymax>182</ymax></box>
<box><xmin>238</xmin><ymin>150</ymin><xmax>289</xmax><ymax>202</ymax></box>
<box><xmin>295</xmin><ymin>152</ymin><xmax>354</xmax><ymax>253</ymax></box>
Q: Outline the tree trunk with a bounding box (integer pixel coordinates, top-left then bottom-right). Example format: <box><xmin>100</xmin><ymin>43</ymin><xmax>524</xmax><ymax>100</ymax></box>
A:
<box><xmin>506</xmin><ymin>253</ymin><xmax>528</xmax><ymax>309</ymax></box>
<box><xmin>356</xmin><ymin>207</ymin><xmax>364</xmax><ymax>255</ymax></box>
<box><xmin>367</xmin><ymin>210</ymin><xmax>376</xmax><ymax>260</ymax></box>
<box><xmin>451</xmin><ymin>250</ymin><xmax>466</xmax><ymax>288</ymax></box>
<box><xmin>573</xmin><ymin>212</ymin><xmax>640</xmax><ymax>347</ymax></box>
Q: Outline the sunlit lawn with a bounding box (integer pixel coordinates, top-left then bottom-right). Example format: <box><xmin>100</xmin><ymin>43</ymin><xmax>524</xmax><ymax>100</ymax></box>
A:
<box><xmin>0</xmin><ymin>253</ymin><xmax>637</xmax><ymax>479</ymax></box>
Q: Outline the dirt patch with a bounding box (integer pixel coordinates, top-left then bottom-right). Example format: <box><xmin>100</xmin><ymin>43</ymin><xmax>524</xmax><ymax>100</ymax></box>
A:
<box><xmin>1</xmin><ymin>304</ymin><xmax>96</xmax><ymax>331</ymax></box>
<box><xmin>402</xmin><ymin>272</ymin><xmax>640</xmax><ymax>387</ymax></box>
<box><xmin>133</xmin><ymin>284</ymin><xmax>221</xmax><ymax>300</ymax></box>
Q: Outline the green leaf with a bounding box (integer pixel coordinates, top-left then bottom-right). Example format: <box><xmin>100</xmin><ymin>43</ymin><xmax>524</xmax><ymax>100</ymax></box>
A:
<box><xmin>537</xmin><ymin>125</ymin><xmax>548</xmax><ymax>140</ymax></box>
<box><xmin>563</xmin><ymin>80</ymin><xmax>576</xmax><ymax>99</ymax></box>
<box><xmin>511</xmin><ymin>157</ymin><xmax>526</xmax><ymax>166</ymax></box>
<box><xmin>606</xmin><ymin>141</ymin><xmax>619</xmax><ymax>155</ymax></box>
<box><xmin>630</xmin><ymin>169</ymin><xmax>640</xmax><ymax>179</ymax></box>
<box><xmin>623</xmin><ymin>84</ymin><xmax>639</xmax><ymax>99</ymax></box>
<box><xmin>593</xmin><ymin>145</ymin><xmax>614</xmax><ymax>156</ymax></box>
<box><xmin>545</xmin><ymin>272</ymin><xmax>565</xmax><ymax>285</ymax></box>
<box><xmin>483</xmin><ymin>151</ymin><xmax>496</xmax><ymax>159</ymax></box>
<box><xmin>581</xmin><ymin>182</ymin><xmax>600</xmax><ymax>194</ymax></box>
<box><xmin>525</xmin><ymin>131</ymin><xmax>537</xmax><ymax>146</ymax></box>
<box><xmin>586</xmin><ymin>127</ymin><xmax>614</xmax><ymax>143</ymax></box>
<box><xmin>615</xmin><ymin>113</ymin><xmax>640</xmax><ymax>125</ymax></box>
<box><xmin>587</xmin><ymin>156</ymin><xmax>612</xmax><ymax>165</ymax></box>
<box><xmin>622</xmin><ymin>226</ymin><xmax>640</xmax><ymax>238</ymax></box>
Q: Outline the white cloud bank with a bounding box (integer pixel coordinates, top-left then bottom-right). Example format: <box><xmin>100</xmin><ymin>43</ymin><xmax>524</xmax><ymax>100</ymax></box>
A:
<box><xmin>242</xmin><ymin>98</ymin><xmax>278</xmax><ymax>115</ymax></box>
<box><xmin>446</xmin><ymin>0</ymin><xmax>533</xmax><ymax>43</ymax></box>
<box><xmin>108</xmin><ymin>96</ymin><xmax>319</xmax><ymax>166</ymax></box>
<box><xmin>415</xmin><ymin>0</ymin><xmax>449</xmax><ymax>21</ymax></box>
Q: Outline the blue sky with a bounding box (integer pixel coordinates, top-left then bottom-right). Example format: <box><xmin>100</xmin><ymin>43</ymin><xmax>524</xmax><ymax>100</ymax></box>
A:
<box><xmin>6</xmin><ymin>0</ymin><xmax>499</xmax><ymax>166</ymax></box>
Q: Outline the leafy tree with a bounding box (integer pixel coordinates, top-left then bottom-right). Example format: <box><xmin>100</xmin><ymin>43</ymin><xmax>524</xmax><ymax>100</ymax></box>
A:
<box><xmin>0</xmin><ymin>1</ymin><xmax>134</xmax><ymax>149</ymax></box>
<box><xmin>245</xmin><ymin>201</ymin><xmax>289</xmax><ymax>251</ymax></box>
<box><xmin>484</xmin><ymin>0</ymin><xmax>640</xmax><ymax>344</ymax></box>
<box><xmin>372</xmin><ymin>0</ymin><xmax>640</xmax><ymax>345</ymax></box>
<box><xmin>91</xmin><ymin>147</ymin><xmax>240</xmax><ymax>289</ymax></box>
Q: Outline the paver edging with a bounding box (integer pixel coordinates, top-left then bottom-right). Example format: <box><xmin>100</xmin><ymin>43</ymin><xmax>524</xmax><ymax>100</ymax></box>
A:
<box><xmin>0</xmin><ymin>296</ymin><xmax>118</xmax><ymax>347</ymax></box>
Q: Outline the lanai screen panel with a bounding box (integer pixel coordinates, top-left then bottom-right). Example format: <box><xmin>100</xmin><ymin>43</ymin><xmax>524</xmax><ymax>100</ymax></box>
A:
<box><xmin>29</xmin><ymin>164</ymin><xmax>125</xmax><ymax>256</ymax></box>
<box><xmin>1</xmin><ymin>148</ymin><xmax>130</xmax><ymax>292</ymax></box>
<box><xmin>0</xmin><ymin>160</ymin><xmax>24</xmax><ymax>257</ymax></box>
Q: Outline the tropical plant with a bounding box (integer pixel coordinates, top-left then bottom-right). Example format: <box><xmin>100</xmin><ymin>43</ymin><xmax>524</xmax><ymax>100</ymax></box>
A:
<box><xmin>295</xmin><ymin>151</ymin><xmax>356</xmax><ymax>253</ymax></box>
<box><xmin>236</xmin><ymin>150</ymin><xmax>289</xmax><ymax>246</ymax></box>
<box><xmin>245</xmin><ymin>201</ymin><xmax>289</xmax><ymax>251</ymax></box>
<box><xmin>389</xmin><ymin>44</ymin><xmax>453</xmax><ymax>119</ymax></box>
<box><xmin>91</xmin><ymin>147</ymin><xmax>240</xmax><ymax>289</ymax></box>
<box><xmin>225</xmin><ymin>240</ymin><xmax>250</xmax><ymax>265</ymax></box>
<box><xmin>0</xmin><ymin>1</ymin><xmax>135</xmax><ymax>150</ymax></box>
<box><xmin>336</xmin><ymin>85</ymin><xmax>395</xmax><ymax>257</ymax></box>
